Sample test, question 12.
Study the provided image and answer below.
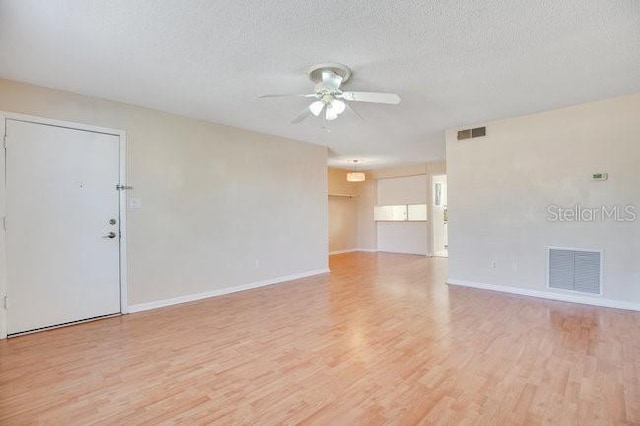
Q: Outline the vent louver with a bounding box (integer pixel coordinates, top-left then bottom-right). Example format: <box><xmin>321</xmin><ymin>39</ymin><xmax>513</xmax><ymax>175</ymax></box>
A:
<box><xmin>457</xmin><ymin>129</ymin><xmax>472</xmax><ymax>140</ymax></box>
<box><xmin>457</xmin><ymin>126</ymin><xmax>486</xmax><ymax>140</ymax></box>
<box><xmin>548</xmin><ymin>248</ymin><xmax>602</xmax><ymax>295</ymax></box>
<box><xmin>471</xmin><ymin>127</ymin><xmax>486</xmax><ymax>138</ymax></box>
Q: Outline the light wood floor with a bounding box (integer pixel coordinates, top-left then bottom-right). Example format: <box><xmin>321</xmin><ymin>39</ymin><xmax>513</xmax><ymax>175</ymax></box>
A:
<box><xmin>1</xmin><ymin>252</ymin><xmax>639</xmax><ymax>425</ymax></box>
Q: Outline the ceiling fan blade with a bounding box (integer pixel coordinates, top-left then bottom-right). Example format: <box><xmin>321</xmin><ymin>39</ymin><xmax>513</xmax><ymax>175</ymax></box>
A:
<box><xmin>259</xmin><ymin>94</ymin><xmax>317</xmax><ymax>99</ymax></box>
<box><xmin>322</xmin><ymin>71</ymin><xmax>343</xmax><ymax>91</ymax></box>
<box><xmin>291</xmin><ymin>108</ymin><xmax>313</xmax><ymax>124</ymax></box>
<box><xmin>340</xmin><ymin>91</ymin><xmax>401</xmax><ymax>104</ymax></box>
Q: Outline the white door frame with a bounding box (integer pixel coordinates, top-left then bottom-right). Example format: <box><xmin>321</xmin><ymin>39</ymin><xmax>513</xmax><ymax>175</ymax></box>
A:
<box><xmin>0</xmin><ymin>112</ymin><xmax>128</xmax><ymax>339</ymax></box>
<box><xmin>430</xmin><ymin>174</ymin><xmax>448</xmax><ymax>257</ymax></box>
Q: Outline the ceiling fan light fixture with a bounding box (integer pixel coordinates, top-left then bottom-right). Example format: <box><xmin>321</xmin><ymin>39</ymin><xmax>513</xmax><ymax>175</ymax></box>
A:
<box><xmin>326</xmin><ymin>105</ymin><xmax>338</xmax><ymax>121</ymax></box>
<box><xmin>331</xmin><ymin>99</ymin><xmax>346</xmax><ymax>115</ymax></box>
<box><xmin>309</xmin><ymin>100</ymin><xmax>325</xmax><ymax>116</ymax></box>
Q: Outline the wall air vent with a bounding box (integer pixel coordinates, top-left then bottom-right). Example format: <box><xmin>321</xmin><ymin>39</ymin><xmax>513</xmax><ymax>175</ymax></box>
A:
<box><xmin>457</xmin><ymin>129</ymin><xmax>472</xmax><ymax>140</ymax></box>
<box><xmin>457</xmin><ymin>126</ymin><xmax>486</xmax><ymax>140</ymax></box>
<box><xmin>471</xmin><ymin>127</ymin><xmax>486</xmax><ymax>138</ymax></box>
<box><xmin>548</xmin><ymin>247</ymin><xmax>602</xmax><ymax>295</ymax></box>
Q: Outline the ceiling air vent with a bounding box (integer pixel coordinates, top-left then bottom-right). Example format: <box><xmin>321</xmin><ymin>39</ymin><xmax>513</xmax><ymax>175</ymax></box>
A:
<box><xmin>457</xmin><ymin>126</ymin><xmax>486</xmax><ymax>140</ymax></box>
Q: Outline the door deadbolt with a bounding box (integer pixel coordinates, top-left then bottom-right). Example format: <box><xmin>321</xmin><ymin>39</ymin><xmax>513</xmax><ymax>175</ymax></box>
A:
<box><xmin>109</xmin><ymin>218</ymin><xmax>117</xmax><ymax>225</ymax></box>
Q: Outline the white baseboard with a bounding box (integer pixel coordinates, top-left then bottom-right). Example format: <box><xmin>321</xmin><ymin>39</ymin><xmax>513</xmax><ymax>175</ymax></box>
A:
<box><xmin>377</xmin><ymin>250</ymin><xmax>429</xmax><ymax>256</ymax></box>
<box><xmin>329</xmin><ymin>249</ymin><xmax>358</xmax><ymax>255</ymax></box>
<box><xmin>447</xmin><ymin>279</ymin><xmax>640</xmax><ymax>312</ymax></box>
<box><xmin>329</xmin><ymin>248</ymin><xmax>378</xmax><ymax>255</ymax></box>
<box><xmin>128</xmin><ymin>268</ymin><xmax>330</xmax><ymax>313</ymax></box>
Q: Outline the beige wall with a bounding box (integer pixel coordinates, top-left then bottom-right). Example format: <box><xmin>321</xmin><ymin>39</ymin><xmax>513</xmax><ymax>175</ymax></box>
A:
<box><xmin>328</xmin><ymin>167</ymin><xmax>362</xmax><ymax>196</ymax></box>
<box><xmin>447</xmin><ymin>93</ymin><xmax>640</xmax><ymax>307</ymax></box>
<box><xmin>371</xmin><ymin>163</ymin><xmax>427</xmax><ymax>180</ymax></box>
<box><xmin>356</xmin><ymin>179</ymin><xmax>377</xmax><ymax>250</ymax></box>
<box><xmin>0</xmin><ymin>79</ymin><xmax>328</xmax><ymax>328</ymax></box>
<box><xmin>327</xmin><ymin>168</ymin><xmax>363</xmax><ymax>253</ymax></box>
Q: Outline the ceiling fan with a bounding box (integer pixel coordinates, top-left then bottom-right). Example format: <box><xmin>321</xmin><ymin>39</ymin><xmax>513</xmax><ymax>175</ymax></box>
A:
<box><xmin>260</xmin><ymin>63</ymin><xmax>401</xmax><ymax>123</ymax></box>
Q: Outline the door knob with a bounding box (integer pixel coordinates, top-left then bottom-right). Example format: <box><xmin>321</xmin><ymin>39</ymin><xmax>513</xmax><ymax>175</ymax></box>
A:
<box><xmin>103</xmin><ymin>232</ymin><xmax>117</xmax><ymax>239</ymax></box>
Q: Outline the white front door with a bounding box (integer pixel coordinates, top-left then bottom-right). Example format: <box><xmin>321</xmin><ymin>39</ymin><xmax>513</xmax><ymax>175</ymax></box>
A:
<box><xmin>5</xmin><ymin>119</ymin><xmax>121</xmax><ymax>335</ymax></box>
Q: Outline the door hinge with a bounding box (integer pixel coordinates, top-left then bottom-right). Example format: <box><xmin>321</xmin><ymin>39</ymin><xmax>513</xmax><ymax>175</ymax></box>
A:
<box><xmin>2</xmin><ymin>216</ymin><xmax>5</xmax><ymax>232</ymax></box>
<box><xmin>3</xmin><ymin>295</ymin><xmax>7</xmax><ymax>310</ymax></box>
<box><xmin>116</xmin><ymin>184</ymin><xmax>133</xmax><ymax>191</ymax></box>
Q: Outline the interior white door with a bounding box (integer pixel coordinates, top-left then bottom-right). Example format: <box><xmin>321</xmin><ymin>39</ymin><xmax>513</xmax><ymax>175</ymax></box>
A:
<box><xmin>5</xmin><ymin>119</ymin><xmax>121</xmax><ymax>335</ymax></box>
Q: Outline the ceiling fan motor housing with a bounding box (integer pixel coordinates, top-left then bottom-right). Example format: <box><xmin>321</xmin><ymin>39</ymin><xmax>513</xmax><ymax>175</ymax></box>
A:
<box><xmin>308</xmin><ymin>63</ymin><xmax>352</xmax><ymax>85</ymax></box>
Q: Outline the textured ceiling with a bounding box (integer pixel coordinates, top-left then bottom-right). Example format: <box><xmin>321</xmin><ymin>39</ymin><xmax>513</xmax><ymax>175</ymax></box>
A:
<box><xmin>1</xmin><ymin>1</ymin><xmax>639</xmax><ymax>169</ymax></box>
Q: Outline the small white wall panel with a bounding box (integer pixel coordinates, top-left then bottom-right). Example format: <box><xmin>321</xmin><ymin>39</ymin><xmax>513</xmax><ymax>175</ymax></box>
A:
<box><xmin>377</xmin><ymin>222</ymin><xmax>428</xmax><ymax>255</ymax></box>
<box><xmin>407</xmin><ymin>204</ymin><xmax>427</xmax><ymax>221</ymax></box>
<box><xmin>377</xmin><ymin>175</ymin><xmax>427</xmax><ymax>205</ymax></box>
<box><xmin>374</xmin><ymin>205</ymin><xmax>407</xmax><ymax>221</ymax></box>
